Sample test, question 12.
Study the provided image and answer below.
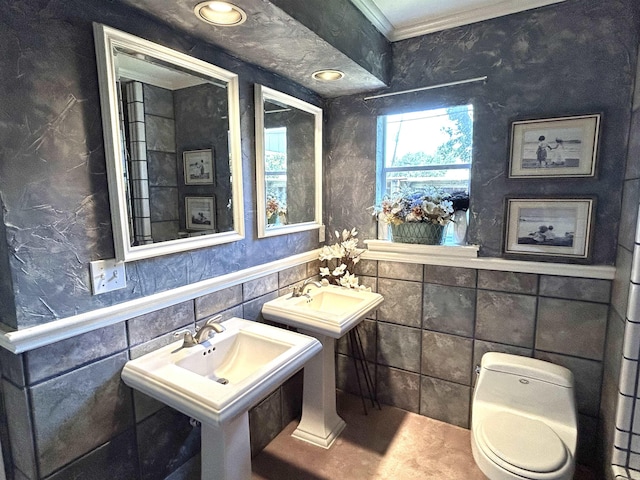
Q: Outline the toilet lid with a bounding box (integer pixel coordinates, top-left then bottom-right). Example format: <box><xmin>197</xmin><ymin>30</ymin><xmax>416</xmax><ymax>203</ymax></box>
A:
<box><xmin>479</xmin><ymin>412</ymin><xmax>567</xmax><ymax>473</ymax></box>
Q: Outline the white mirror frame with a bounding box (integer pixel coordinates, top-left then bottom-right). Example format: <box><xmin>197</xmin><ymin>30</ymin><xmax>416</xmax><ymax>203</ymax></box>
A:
<box><xmin>255</xmin><ymin>85</ymin><xmax>322</xmax><ymax>238</ymax></box>
<box><xmin>93</xmin><ymin>23</ymin><xmax>244</xmax><ymax>262</ymax></box>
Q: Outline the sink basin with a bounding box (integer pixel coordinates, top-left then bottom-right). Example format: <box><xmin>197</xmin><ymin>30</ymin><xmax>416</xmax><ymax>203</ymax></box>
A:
<box><xmin>121</xmin><ymin>317</ymin><xmax>321</xmax><ymax>426</ymax></box>
<box><xmin>262</xmin><ymin>284</ymin><xmax>383</xmax><ymax>338</ymax></box>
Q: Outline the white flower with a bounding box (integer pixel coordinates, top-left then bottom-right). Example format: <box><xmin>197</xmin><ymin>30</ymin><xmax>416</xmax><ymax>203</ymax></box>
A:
<box><xmin>332</xmin><ymin>264</ymin><xmax>347</xmax><ymax>276</ymax></box>
<box><xmin>339</xmin><ymin>272</ymin><xmax>360</xmax><ymax>288</ymax></box>
<box><xmin>319</xmin><ymin>267</ymin><xmax>331</xmax><ymax>277</ymax></box>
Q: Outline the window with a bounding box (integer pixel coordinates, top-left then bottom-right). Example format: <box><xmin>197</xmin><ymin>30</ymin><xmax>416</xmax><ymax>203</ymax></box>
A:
<box><xmin>377</xmin><ymin>105</ymin><xmax>473</xmax><ymax>200</ymax></box>
<box><xmin>376</xmin><ymin>105</ymin><xmax>473</xmax><ymax>244</ymax></box>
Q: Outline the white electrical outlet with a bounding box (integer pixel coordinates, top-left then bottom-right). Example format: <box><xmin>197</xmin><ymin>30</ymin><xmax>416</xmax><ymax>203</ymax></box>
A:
<box><xmin>90</xmin><ymin>259</ymin><xmax>126</xmax><ymax>295</ymax></box>
<box><xmin>319</xmin><ymin>224</ymin><xmax>325</xmax><ymax>242</ymax></box>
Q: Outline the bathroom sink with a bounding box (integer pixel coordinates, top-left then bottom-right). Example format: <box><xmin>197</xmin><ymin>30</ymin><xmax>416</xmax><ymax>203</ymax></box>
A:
<box><xmin>121</xmin><ymin>317</ymin><xmax>321</xmax><ymax>426</ymax></box>
<box><xmin>262</xmin><ymin>284</ymin><xmax>383</xmax><ymax>338</ymax></box>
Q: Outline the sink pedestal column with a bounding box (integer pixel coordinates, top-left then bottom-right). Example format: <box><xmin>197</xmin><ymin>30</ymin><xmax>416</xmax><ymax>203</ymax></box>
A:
<box><xmin>201</xmin><ymin>412</ymin><xmax>251</xmax><ymax>480</ymax></box>
<box><xmin>292</xmin><ymin>332</ymin><xmax>346</xmax><ymax>448</ymax></box>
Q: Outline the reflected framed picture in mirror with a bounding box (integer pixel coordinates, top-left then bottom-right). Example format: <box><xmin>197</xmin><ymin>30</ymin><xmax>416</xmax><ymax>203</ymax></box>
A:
<box><xmin>186</xmin><ymin>196</ymin><xmax>215</xmax><ymax>231</ymax></box>
<box><xmin>184</xmin><ymin>149</ymin><xmax>214</xmax><ymax>185</ymax></box>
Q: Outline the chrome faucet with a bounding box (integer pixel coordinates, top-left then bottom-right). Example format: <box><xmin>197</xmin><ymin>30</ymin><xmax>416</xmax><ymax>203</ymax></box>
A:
<box><xmin>174</xmin><ymin>315</ymin><xmax>225</xmax><ymax>347</ymax></box>
<box><xmin>291</xmin><ymin>278</ymin><xmax>323</xmax><ymax>298</ymax></box>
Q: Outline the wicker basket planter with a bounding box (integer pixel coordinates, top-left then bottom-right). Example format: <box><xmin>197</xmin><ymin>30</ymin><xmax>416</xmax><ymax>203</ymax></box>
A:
<box><xmin>390</xmin><ymin>222</ymin><xmax>445</xmax><ymax>245</ymax></box>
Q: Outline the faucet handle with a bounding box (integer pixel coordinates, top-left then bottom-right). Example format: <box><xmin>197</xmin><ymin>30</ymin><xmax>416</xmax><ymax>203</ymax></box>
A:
<box><xmin>174</xmin><ymin>329</ymin><xmax>197</xmax><ymax>347</ymax></box>
<box><xmin>203</xmin><ymin>314</ymin><xmax>223</xmax><ymax>326</ymax></box>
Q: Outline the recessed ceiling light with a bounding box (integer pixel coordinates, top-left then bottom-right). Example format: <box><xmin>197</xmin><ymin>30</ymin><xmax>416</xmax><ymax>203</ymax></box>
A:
<box><xmin>312</xmin><ymin>70</ymin><xmax>345</xmax><ymax>81</ymax></box>
<box><xmin>194</xmin><ymin>1</ymin><xmax>247</xmax><ymax>26</ymax></box>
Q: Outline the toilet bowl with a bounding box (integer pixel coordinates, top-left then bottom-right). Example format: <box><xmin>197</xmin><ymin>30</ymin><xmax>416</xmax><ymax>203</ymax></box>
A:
<box><xmin>471</xmin><ymin>353</ymin><xmax>577</xmax><ymax>480</ymax></box>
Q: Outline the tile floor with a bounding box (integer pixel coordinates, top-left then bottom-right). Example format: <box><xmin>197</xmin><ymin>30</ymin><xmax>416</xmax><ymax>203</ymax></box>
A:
<box><xmin>251</xmin><ymin>392</ymin><xmax>597</xmax><ymax>480</ymax></box>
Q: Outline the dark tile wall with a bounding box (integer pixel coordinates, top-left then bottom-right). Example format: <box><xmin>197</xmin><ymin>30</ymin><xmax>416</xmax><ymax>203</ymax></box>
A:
<box><xmin>325</xmin><ymin>0</ymin><xmax>639</xmax><ymax>262</ymax></box>
<box><xmin>337</xmin><ymin>259</ymin><xmax>611</xmax><ymax>470</ymax></box>
<box><xmin>0</xmin><ymin>262</ymin><xmax>317</xmax><ymax>479</ymax></box>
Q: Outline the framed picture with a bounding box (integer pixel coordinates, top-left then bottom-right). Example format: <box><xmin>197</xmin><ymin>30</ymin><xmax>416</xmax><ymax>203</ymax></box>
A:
<box><xmin>183</xmin><ymin>149</ymin><xmax>214</xmax><ymax>185</ymax></box>
<box><xmin>504</xmin><ymin>197</ymin><xmax>596</xmax><ymax>261</ymax></box>
<box><xmin>509</xmin><ymin>114</ymin><xmax>601</xmax><ymax>178</ymax></box>
<box><xmin>185</xmin><ymin>196</ymin><xmax>215</xmax><ymax>231</ymax></box>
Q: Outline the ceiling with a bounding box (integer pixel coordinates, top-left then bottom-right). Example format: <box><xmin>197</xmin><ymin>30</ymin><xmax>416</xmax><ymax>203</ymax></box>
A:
<box><xmin>351</xmin><ymin>0</ymin><xmax>566</xmax><ymax>42</ymax></box>
<box><xmin>116</xmin><ymin>0</ymin><xmax>566</xmax><ymax>98</ymax></box>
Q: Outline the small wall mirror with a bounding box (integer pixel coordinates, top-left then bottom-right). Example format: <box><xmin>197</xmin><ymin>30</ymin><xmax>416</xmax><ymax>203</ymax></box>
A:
<box><xmin>93</xmin><ymin>24</ymin><xmax>244</xmax><ymax>261</ymax></box>
<box><xmin>255</xmin><ymin>85</ymin><xmax>322</xmax><ymax>238</ymax></box>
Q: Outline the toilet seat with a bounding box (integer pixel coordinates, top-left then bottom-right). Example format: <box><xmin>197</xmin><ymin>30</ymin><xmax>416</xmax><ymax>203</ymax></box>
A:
<box><xmin>476</xmin><ymin>412</ymin><xmax>571</xmax><ymax>479</ymax></box>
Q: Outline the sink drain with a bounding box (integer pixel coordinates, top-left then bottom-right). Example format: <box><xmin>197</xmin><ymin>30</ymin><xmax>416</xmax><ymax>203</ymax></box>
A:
<box><xmin>216</xmin><ymin>378</ymin><xmax>229</xmax><ymax>385</ymax></box>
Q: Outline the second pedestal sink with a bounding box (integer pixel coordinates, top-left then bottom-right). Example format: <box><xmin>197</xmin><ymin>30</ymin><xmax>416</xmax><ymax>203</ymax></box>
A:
<box><xmin>121</xmin><ymin>317</ymin><xmax>321</xmax><ymax>480</ymax></box>
<box><xmin>262</xmin><ymin>284</ymin><xmax>383</xmax><ymax>448</ymax></box>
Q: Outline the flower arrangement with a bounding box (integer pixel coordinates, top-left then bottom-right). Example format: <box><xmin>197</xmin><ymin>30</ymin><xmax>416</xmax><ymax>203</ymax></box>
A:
<box><xmin>266</xmin><ymin>195</ymin><xmax>286</xmax><ymax>223</ymax></box>
<box><xmin>373</xmin><ymin>187</ymin><xmax>454</xmax><ymax>226</ymax></box>
<box><xmin>318</xmin><ymin>228</ymin><xmax>369</xmax><ymax>290</ymax></box>
<box><xmin>449</xmin><ymin>191</ymin><xmax>470</xmax><ymax>212</ymax></box>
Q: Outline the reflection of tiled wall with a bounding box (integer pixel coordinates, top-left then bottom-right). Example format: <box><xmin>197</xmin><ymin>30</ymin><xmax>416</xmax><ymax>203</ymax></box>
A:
<box><xmin>0</xmin><ymin>262</ymin><xmax>317</xmax><ymax>479</ymax></box>
<box><xmin>337</xmin><ymin>260</ymin><xmax>611</xmax><ymax>470</ymax></box>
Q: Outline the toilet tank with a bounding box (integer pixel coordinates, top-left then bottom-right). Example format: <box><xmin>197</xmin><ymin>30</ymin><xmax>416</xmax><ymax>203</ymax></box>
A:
<box><xmin>474</xmin><ymin>353</ymin><xmax>576</xmax><ymax>427</ymax></box>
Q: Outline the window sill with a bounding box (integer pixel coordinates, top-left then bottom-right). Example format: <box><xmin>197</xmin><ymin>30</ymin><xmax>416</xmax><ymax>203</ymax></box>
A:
<box><xmin>364</xmin><ymin>240</ymin><xmax>479</xmax><ymax>258</ymax></box>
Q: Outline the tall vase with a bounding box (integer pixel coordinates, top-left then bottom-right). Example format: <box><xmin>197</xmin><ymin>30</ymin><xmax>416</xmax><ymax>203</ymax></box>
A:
<box><xmin>452</xmin><ymin>210</ymin><xmax>468</xmax><ymax>245</ymax></box>
<box><xmin>391</xmin><ymin>222</ymin><xmax>445</xmax><ymax>245</ymax></box>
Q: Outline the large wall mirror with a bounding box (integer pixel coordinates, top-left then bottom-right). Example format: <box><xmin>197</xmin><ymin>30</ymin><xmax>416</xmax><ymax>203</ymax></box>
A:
<box><xmin>255</xmin><ymin>85</ymin><xmax>322</xmax><ymax>238</ymax></box>
<box><xmin>93</xmin><ymin>24</ymin><xmax>244</xmax><ymax>261</ymax></box>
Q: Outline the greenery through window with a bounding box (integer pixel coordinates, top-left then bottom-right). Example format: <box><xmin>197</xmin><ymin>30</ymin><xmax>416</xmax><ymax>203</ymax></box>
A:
<box><xmin>377</xmin><ymin>105</ymin><xmax>473</xmax><ymax>199</ymax></box>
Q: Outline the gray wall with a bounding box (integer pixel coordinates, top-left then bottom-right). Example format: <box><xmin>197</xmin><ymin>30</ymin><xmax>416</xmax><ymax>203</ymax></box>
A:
<box><xmin>0</xmin><ymin>0</ymin><xmax>323</xmax><ymax>330</ymax></box>
<box><xmin>325</xmin><ymin>0</ymin><xmax>639</xmax><ymax>263</ymax></box>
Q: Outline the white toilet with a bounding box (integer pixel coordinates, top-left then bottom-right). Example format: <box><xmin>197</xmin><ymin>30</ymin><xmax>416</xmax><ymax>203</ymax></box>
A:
<box><xmin>471</xmin><ymin>352</ymin><xmax>578</xmax><ymax>480</ymax></box>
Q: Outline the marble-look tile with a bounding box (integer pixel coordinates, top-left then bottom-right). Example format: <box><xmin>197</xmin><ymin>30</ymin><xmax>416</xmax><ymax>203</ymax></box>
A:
<box><xmin>30</xmin><ymin>352</ymin><xmax>133</xmax><ymax>477</ymax></box>
<box><xmin>612</xmin><ymin>246</ymin><xmax>633</xmax><ymax>319</ymax></box>
<box><xmin>337</xmin><ymin>319</ymin><xmax>376</xmax><ymax>363</ymax></box>
<box><xmin>376</xmin><ymin>365</ymin><xmax>420</xmax><ymax>413</ymax></box>
<box><xmin>133</xmin><ymin>390</ymin><xmax>165</xmax><ymax>423</ymax></box>
<box><xmin>127</xmin><ymin>301</ymin><xmax>194</xmax><ymax>346</ymax></box>
<box><xmin>534</xmin><ymin>351</ymin><xmax>603</xmax><ymax>417</ymax></box>
<box><xmin>151</xmin><ymin>221</ymin><xmax>180</xmax><ymax>242</ymax></box>
<box><xmin>281</xmin><ymin>370</ymin><xmax>304</xmax><ymax>425</ymax></box>
<box><xmin>336</xmin><ymin>353</ymin><xmax>360</xmax><ymax>396</ymax></box>
<box><xmin>143</xmin><ymin>84</ymin><xmax>175</xmax><ymax>118</ymax></box>
<box><xmin>0</xmin><ymin>349</ymin><xmax>25</xmax><ymax>388</ymax></box>
<box><xmin>422</xmin><ymin>331</ymin><xmax>473</xmax><ymax>385</ymax></box>
<box><xmin>424</xmin><ymin>265</ymin><xmax>476</xmax><ymax>288</ymax></box>
<box><xmin>619</xmin><ymin>179</ymin><xmax>640</xmax><ymax>252</ymax></box>
<box><xmin>137</xmin><ymin>407</ymin><xmax>200</xmax><ymax>480</ymax></box>
<box><xmin>536</xmin><ymin>298</ymin><xmax>608</xmax><ymax>361</ymax></box>
<box><xmin>477</xmin><ymin>270</ymin><xmax>537</xmax><ymax>294</ymax></box>
<box><xmin>243</xmin><ymin>273</ymin><xmax>278</xmax><ymax>302</ymax></box>
<box><xmin>378</xmin><ymin>261</ymin><xmax>423</xmax><ymax>282</ymax></box>
<box><xmin>422</xmin><ymin>283</ymin><xmax>476</xmax><ymax>337</ymax></box>
<box><xmin>358</xmin><ymin>275</ymin><xmax>378</xmax><ymax>295</ymax></box>
<box><xmin>196</xmin><ymin>305</ymin><xmax>243</xmax><ymax>328</ymax></box>
<box><xmin>355</xmin><ymin>259</ymin><xmax>377</xmax><ymax>277</ymax></box>
<box><xmin>420</xmin><ymin>376</ymin><xmax>470</xmax><ymax>429</ymax></box>
<box><xmin>130</xmin><ymin>328</ymin><xmax>187</xmax><ymax>360</ymax></box>
<box><xmin>250</xmin><ymin>388</ymin><xmax>282</xmax><ymax>457</ymax></box>
<box><xmin>539</xmin><ymin>276</ymin><xmax>611</xmax><ymax>304</ymax></box>
<box><xmin>149</xmin><ymin>187</ymin><xmax>179</xmax><ymax>222</ymax></box>
<box><xmin>576</xmin><ymin>414</ymin><xmax>599</xmax><ymax>469</ymax></box>
<box><xmin>195</xmin><ymin>285</ymin><xmax>243</xmax><ymax>319</ymax></box>
<box><xmin>164</xmin><ymin>454</ymin><xmax>200</xmax><ymax>480</ymax></box>
<box><xmin>377</xmin><ymin>278</ymin><xmax>422</xmax><ymax>327</ymax></box>
<box><xmin>46</xmin><ymin>428</ymin><xmax>138</xmax><ymax>480</ymax></box>
<box><xmin>278</xmin><ymin>264</ymin><xmax>308</xmax><ymax>288</ymax></box>
<box><xmin>26</xmin><ymin>323</ymin><xmax>127</xmax><ymax>384</ymax></box>
<box><xmin>145</xmin><ymin>115</ymin><xmax>176</xmax><ymax>153</ymax></box>
<box><xmin>243</xmin><ymin>291</ymin><xmax>279</xmax><ymax>322</ymax></box>
<box><xmin>2</xmin><ymin>380</ymin><xmax>36</xmax><ymax>479</ymax></box>
<box><xmin>377</xmin><ymin>323</ymin><xmax>421</xmax><ymax>373</ymax></box>
<box><xmin>475</xmin><ymin>290</ymin><xmax>537</xmax><ymax>348</ymax></box>
<box><xmin>148</xmin><ymin>151</ymin><xmax>178</xmax><ymax>187</ymax></box>
<box><xmin>306</xmin><ymin>259</ymin><xmax>322</xmax><ymax>279</ymax></box>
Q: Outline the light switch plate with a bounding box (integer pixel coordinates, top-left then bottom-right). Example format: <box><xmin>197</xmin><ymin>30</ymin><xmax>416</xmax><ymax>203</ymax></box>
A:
<box><xmin>90</xmin><ymin>259</ymin><xmax>126</xmax><ymax>295</ymax></box>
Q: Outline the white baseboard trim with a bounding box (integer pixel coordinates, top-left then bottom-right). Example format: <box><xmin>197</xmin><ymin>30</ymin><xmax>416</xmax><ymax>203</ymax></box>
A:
<box><xmin>0</xmin><ymin>250</ymin><xmax>320</xmax><ymax>354</ymax></box>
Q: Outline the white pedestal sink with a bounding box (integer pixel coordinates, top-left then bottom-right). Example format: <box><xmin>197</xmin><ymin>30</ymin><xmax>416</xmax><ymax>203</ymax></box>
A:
<box><xmin>262</xmin><ymin>285</ymin><xmax>383</xmax><ymax>448</ymax></box>
<box><xmin>121</xmin><ymin>317</ymin><xmax>321</xmax><ymax>480</ymax></box>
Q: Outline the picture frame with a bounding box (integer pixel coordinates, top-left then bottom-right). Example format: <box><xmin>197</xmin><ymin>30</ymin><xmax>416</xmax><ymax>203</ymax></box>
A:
<box><xmin>503</xmin><ymin>197</ymin><xmax>596</xmax><ymax>262</ymax></box>
<box><xmin>509</xmin><ymin>114</ymin><xmax>601</xmax><ymax>178</ymax></box>
<box><xmin>185</xmin><ymin>196</ymin><xmax>215</xmax><ymax>231</ymax></box>
<box><xmin>183</xmin><ymin>149</ymin><xmax>214</xmax><ymax>185</ymax></box>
